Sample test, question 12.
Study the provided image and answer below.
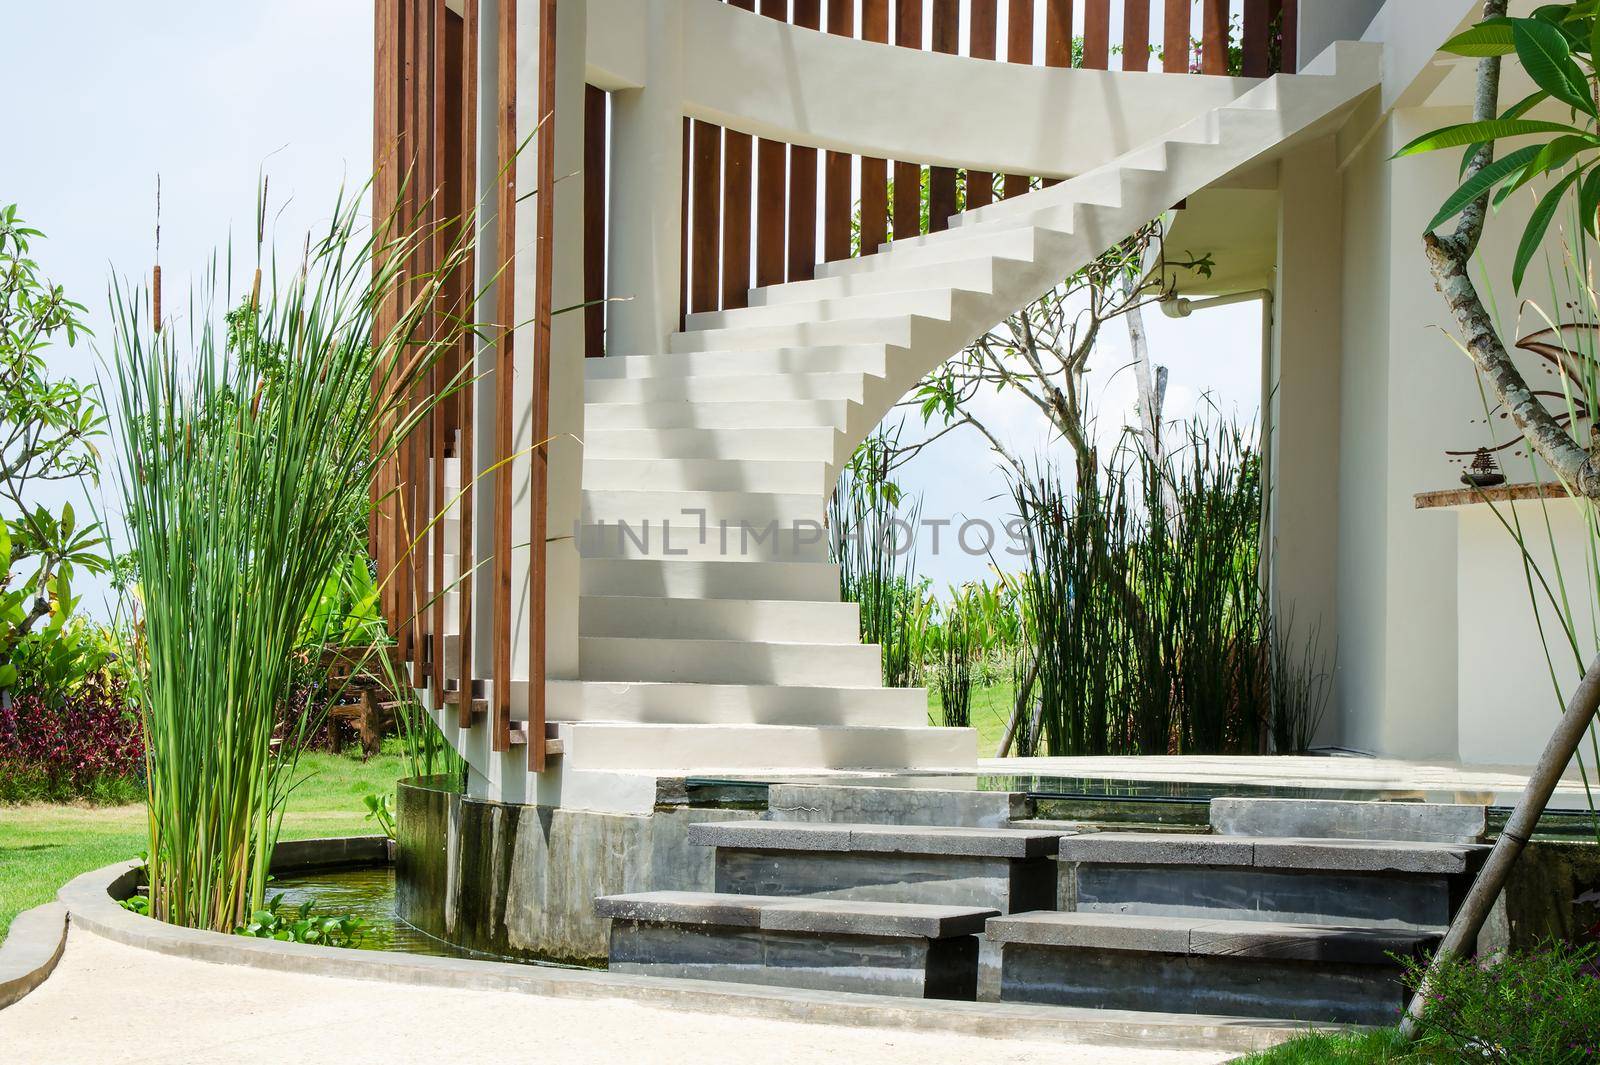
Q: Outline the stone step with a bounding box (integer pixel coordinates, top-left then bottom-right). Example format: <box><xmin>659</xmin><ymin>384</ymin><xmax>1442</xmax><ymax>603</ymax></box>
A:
<box><xmin>581</xmin><ymin>457</ymin><xmax>832</xmax><ymax>495</ymax></box>
<box><xmin>584</xmin><ymin>397</ymin><xmax>852</xmax><ymax>431</ymax></box>
<box><xmin>579</xmin><ymin>557</ymin><xmax>840</xmax><ymax>601</ymax></box>
<box><xmin>596</xmin><ymin>890</ymin><xmax>995</xmax><ymax>1000</ymax></box>
<box><xmin>576</xmin><ymin>522</ymin><xmax>829</xmax><ymax>564</ymax></box>
<box><xmin>686</xmin><ymin>287</ymin><xmax>955</xmax><ymax>332</ymax></box>
<box><xmin>985</xmin><ymin>911</ymin><xmax>1437</xmax><ymax>1025</ymax></box>
<box><xmin>692</xmin><ymin>820</ymin><xmax>1063</xmax><ymax>1002</ymax></box>
<box><xmin>585</xmin><ymin>344</ymin><xmax>888</xmax><ymax>379</ymax></box>
<box><xmin>1209</xmin><ymin>797</ymin><xmax>1489</xmax><ymax>845</ymax></box>
<box><xmin>578</xmin><ymin>635</ymin><xmax>883</xmax><ymax>687</ymax></box>
<box><xmin>584</xmin><ymin>426</ymin><xmax>840</xmax><ymax>462</ymax></box>
<box><xmin>746</xmin><ymin>255</ymin><xmax>999</xmax><ymax>309</ymax></box>
<box><xmin>585</xmin><ymin>370</ymin><xmax>868</xmax><ymax>405</ymax></box>
<box><xmin>691</xmin><ymin>820</ymin><xmax>1061</xmax><ymax>859</ymax></box>
<box><xmin>765</xmin><ymin>782</ymin><xmax>1031</xmax><ymax>829</ymax></box>
<box><xmin>581</xmin><ymin>488</ymin><xmax>820</xmax><ymax>528</ymax></box>
<box><xmin>1058</xmin><ymin>832</ymin><xmax>1487</xmax><ymax>929</ymax></box>
<box><xmin>559</xmin><ymin>722</ymin><xmax>973</xmax><ymax>774</ymax></box>
<box><xmin>669</xmin><ymin>314</ymin><xmax>916</xmax><ymax>354</ymax></box>
<box><xmin>548</xmin><ymin>678</ymin><xmax>927</xmax><ymax>728</ymax></box>
<box><xmin>579</xmin><ymin>595</ymin><xmax>860</xmax><ymax>644</ymax></box>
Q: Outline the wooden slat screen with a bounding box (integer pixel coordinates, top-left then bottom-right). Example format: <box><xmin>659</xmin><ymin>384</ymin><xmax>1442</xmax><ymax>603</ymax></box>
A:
<box><xmin>671</xmin><ymin>0</ymin><xmax>1301</xmax><ymax>315</ymax></box>
<box><xmin>373</xmin><ymin>0</ymin><xmax>559</xmax><ymax>770</ymax></box>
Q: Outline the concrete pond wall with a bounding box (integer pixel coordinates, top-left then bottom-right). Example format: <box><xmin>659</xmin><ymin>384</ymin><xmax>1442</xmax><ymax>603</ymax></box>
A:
<box><xmin>396</xmin><ymin>777</ymin><xmax>1600</xmax><ymax>965</ymax></box>
<box><xmin>396</xmin><ymin>778</ymin><xmax>760</xmax><ymax>964</ymax></box>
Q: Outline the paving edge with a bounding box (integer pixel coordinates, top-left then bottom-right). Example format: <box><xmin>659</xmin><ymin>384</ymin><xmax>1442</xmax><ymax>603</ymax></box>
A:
<box><xmin>0</xmin><ymin>902</ymin><xmax>68</xmax><ymax>1010</ymax></box>
<box><xmin>57</xmin><ymin>840</ymin><xmax>1311</xmax><ymax>1054</ymax></box>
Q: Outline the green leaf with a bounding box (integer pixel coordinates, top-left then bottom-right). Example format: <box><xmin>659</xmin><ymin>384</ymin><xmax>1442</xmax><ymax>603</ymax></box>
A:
<box><xmin>1513</xmin><ymin>167</ymin><xmax>1583</xmax><ymax>291</ymax></box>
<box><xmin>1513</xmin><ymin>18</ymin><xmax>1596</xmax><ymax>115</ymax></box>
<box><xmin>1460</xmin><ymin>92</ymin><xmax>1552</xmax><ymax>176</ymax></box>
<box><xmin>1440</xmin><ymin>17</ymin><xmax>1517</xmax><ymax>57</ymax></box>
<box><xmin>1579</xmin><ymin>167</ymin><xmax>1600</xmax><ymax>236</ymax></box>
<box><xmin>1395</xmin><ymin>119</ymin><xmax>1596</xmax><ymax>158</ymax></box>
<box><xmin>1429</xmin><ymin>144</ymin><xmax>1544</xmax><ymax>231</ymax></box>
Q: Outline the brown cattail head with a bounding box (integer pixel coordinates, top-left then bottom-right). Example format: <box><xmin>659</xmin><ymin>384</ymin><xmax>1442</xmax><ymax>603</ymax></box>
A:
<box><xmin>250</xmin><ymin>377</ymin><xmax>267</xmax><ymax>417</ymax></box>
<box><xmin>249</xmin><ymin>267</ymin><xmax>262</xmax><ymax>314</ymax></box>
<box><xmin>152</xmin><ymin>265</ymin><xmax>162</xmax><ymax>334</ymax></box>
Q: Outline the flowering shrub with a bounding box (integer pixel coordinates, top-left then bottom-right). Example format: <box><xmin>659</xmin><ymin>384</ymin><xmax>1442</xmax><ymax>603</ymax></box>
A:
<box><xmin>1408</xmin><ymin>943</ymin><xmax>1600</xmax><ymax>1064</ymax></box>
<box><xmin>0</xmin><ymin>670</ymin><xmax>143</xmax><ymax>803</ymax></box>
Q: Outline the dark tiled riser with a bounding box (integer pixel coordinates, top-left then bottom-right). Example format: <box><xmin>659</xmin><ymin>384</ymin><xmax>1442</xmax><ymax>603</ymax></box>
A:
<box><xmin>610</xmin><ymin>920</ymin><xmax>980</xmax><ymax>1000</ymax></box>
<box><xmin>985</xmin><ymin>911</ymin><xmax>1439</xmax><ymax>1026</ymax></box>
<box><xmin>715</xmin><ymin>849</ymin><xmax>1055</xmax><ymax>913</ymax></box>
<box><xmin>595</xmin><ymin>890</ymin><xmax>996</xmax><ymax>1000</ymax></box>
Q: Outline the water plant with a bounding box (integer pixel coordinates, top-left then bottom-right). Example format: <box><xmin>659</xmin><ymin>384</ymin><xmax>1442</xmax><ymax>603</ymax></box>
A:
<box><xmin>108</xmin><ymin>183</ymin><xmax>467</xmax><ymax>932</ymax></box>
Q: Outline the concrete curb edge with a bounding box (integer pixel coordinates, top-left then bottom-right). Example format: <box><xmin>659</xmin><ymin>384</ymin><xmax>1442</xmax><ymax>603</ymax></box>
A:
<box><xmin>0</xmin><ymin>902</ymin><xmax>69</xmax><ymax>1010</ymax></box>
<box><xmin>56</xmin><ymin>839</ymin><xmax>1312</xmax><ymax>1053</ymax></box>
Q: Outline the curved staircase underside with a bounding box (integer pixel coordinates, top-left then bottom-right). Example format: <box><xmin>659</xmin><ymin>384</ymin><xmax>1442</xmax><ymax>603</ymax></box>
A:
<box><xmin>435</xmin><ymin>42</ymin><xmax>1382</xmax><ymax>790</ymax></box>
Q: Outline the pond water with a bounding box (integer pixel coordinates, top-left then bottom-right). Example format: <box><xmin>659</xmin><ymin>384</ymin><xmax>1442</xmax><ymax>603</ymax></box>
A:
<box><xmin>268</xmin><ymin>865</ymin><xmax>465</xmax><ymax>957</ymax></box>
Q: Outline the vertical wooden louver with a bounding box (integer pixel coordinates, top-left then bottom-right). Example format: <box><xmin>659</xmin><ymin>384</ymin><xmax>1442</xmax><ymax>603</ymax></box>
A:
<box><xmin>372</xmin><ymin>0</ymin><xmax>557</xmax><ymax>771</ymax></box>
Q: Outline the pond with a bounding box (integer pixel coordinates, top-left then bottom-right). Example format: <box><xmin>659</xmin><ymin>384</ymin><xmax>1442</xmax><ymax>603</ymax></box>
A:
<box><xmin>269</xmin><ymin>864</ymin><xmax>585</xmax><ymax>966</ymax></box>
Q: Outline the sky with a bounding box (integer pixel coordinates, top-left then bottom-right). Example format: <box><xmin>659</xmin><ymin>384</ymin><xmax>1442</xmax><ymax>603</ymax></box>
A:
<box><xmin>5</xmin><ymin>1</ymin><xmax>1260</xmax><ymax>607</ymax></box>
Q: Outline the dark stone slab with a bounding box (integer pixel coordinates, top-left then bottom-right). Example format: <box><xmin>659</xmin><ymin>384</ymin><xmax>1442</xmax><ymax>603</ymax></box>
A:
<box><xmin>608</xmin><ymin>919</ymin><xmax>980</xmax><ymax>1000</ymax></box>
<box><xmin>986</xmin><ymin>911</ymin><xmax>1192</xmax><ymax>953</ymax></box>
<box><xmin>765</xmin><ymin>783</ymin><xmax>1031</xmax><ymax>828</ymax></box>
<box><xmin>1187</xmin><ymin>919</ymin><xmax>1438</xmax><ymax>964</ymax></box>
<box><xmin>1210</xmin><ymin>797</ymin><xmax>1488</xmax><ymax>844</ymax></box>
<box><xmin>1057</xmin><ymin>832</ymin><xmax>1254</xmax><ymax>866</ymax></box>
<box><xmin>1250</xmin><ymin>837</ymin><xmax>1483</xmax><ymax>875</ymax></box>
<box><xmin>593</xmin><ymin>891</ymin><xmax>773</xmax><ymax>928</ymax></box>
<box><xmin>995</xmin><ymin>942</ymin><xmax>1408</xmax><ymax>1025</ymax></box>
<box><xmin>691</xmin><ymin>820</ymin><xmax>1061</xmax><ymax>858</ymax></box>
<box><xmin>1069</xmin><ymin>862</ymin><xmax>1454</xmax><ymax>928</ymax></box>
<box><xmin>713</xmin><ymin>848</ymin><xmax>1057</xmax><ymax>915</ymax></box>
<box><xmin>761</xmin><ymin>898</ymin><xmax>998</xmax><ymax>939</ymax></box>
<box><xmin>688</xmin><ymin>821</ymin><xmax>854</xmax><ymax>852</ymax></box>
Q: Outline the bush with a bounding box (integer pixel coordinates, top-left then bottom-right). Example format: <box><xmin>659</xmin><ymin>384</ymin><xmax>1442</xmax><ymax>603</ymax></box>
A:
<box><xmin>1408</xmin><ymin>943</ymin><xmax>1600</xmax><ymax>1064</ymax></box>
<box><xmin>0</xmin><ymin>670</ymin><xmax>143</xmax><ymax>803</ymax></box>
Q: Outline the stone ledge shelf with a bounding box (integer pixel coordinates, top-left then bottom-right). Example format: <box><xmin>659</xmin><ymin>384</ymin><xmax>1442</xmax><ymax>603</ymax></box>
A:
<box><xmin>1057</xmin><ymin>833</ymin><xmax>1488</xmax><ymax>875</ymax></box>
<box><xmin>986</xmin><ymin>911</ymin><xmax>1439</xmax><ymax>1025</ymax></box>
<box><xmin>597</xmin><ymin>890</ymin><xmax>998</xmax><ymax>1000</ymax></box>
<box><xmin>687</xmin><ymin>820</ymin><xmax>1063</xmax><ymax>858</ymax></box>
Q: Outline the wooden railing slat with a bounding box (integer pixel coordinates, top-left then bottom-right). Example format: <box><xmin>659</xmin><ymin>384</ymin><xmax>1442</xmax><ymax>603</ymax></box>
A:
<box><xmin>787</xmin><ymin>0</ymin><xmax>820</xmax><ymax>279</ymax></box>
<box><xmin>1201</xmin><ymin>0</ymin><xmax>1228</xmax><ymax>75</ymax></box>
<box><xmin>822</xmin><ymin>0</ymin><xmax>854</xmax><ymax>262</ymax></box>
<box><xmin>756</xmin><ymin>0</ymin><xmax>788</xmax><ymax>286</ymax></box>
<box><xmin>926</xmin><ymin>0</ymin><xmax>958</xmax><ymax>232</ymax></box>
<box><xmin>1083</xmin><ymin>0</ymin><xmax>1110</xmax><ymax>71</ymax></box>
<box><xmin>583</xmin><ymin>84</ymin><xmax>606</xmax><ymax>353</ymax></box>
<box><xmin>1003</xmin><ymin>0</ymin><xmax>1034</xmax><ymax>200</ymax></box>
<box><xmin>527</xmin><ymin>0</ymin><xmax>557</xmax><ymax>772</ymax></box>
<box><xmin>722</xmin><ymin>0</ymin><xmax>756</xmax><ymax>305</ymax></box>
<box><xmin>457</xmin><ymin>0</ymin><xmax>479</xmax><ymax>729</ymax></box>
<box><xmin>1243</xmin><ymin>0</ymin><xmax>1271</xmax><ymax>77</ymax></box>
<box><xmin>1163</xmin><ymin>0</ymin><xmax>1190</xmax><ymax>72</ymax></box>
<box><xmin>859</xmin><ymin>0</ymin><xmax>889</xmax><ymax>253</ymax></box>
<box><xmin>1277</xmin><ymin>0</ymin><xmax>1298</xmax><ymax>73</ymax></box>
<box><xmin>690</xmin><ymin>119</ymin><xmax>722</xmax><ymax>313</ymax></box>
<box><xmin>892</xmin><ymin>0</ymin><xmax>922</xmax><ymax>236</ymax></box>
<box><xmin>491</xmin><ymin>0</ymin><xmax>517</xmax><ymax>754</ymax></box>
<box><xmin>1122</xmin><ymin>0</ymin><xmax>1150</xmax><ymax>72</ymax></box>
<box><xmin>966</xmin><ymin>0</ymin><xmax>995</xmax><ymax>211</ymax></box>
<box><xmin>429</xmin><ymin>0</ymin><xmax>448</xmax><ymax>709</ymax></box>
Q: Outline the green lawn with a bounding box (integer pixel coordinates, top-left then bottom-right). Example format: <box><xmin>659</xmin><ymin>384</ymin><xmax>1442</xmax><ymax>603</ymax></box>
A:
<box><xmin>0</xmin><ymin>743</ymin><xmax>411</xmax><ymax>941</ymax></box>
<box><xmin>1235</xmin><ymin>1029</ymin><xmax>1439</xmax><ymax>1063</ymax></box>
<box><xmin>928</xmin><ymin>680</ymin><xmax>1015</xmax><ymax>756</ymax></box>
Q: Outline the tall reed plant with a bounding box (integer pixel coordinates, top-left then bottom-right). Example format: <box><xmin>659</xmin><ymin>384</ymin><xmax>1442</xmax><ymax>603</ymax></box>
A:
<box><xmin>109</xmin><ymin>185</ymin><xmax>465</xmax><ymax>931</ymax></box>
<box><xmin>830</xmin><ymin>428</ymin><xmax>932</xmax><ymax>687</ymax></box>
<box><xmin>1014</xmin><ymin>413</ymin><xmax>1328</xmax><ymax>756</ymax></box>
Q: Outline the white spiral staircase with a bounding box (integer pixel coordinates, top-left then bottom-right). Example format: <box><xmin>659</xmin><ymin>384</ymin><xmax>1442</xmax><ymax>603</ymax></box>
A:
<box><xmin>444</xmin><ymin>41</ymin><xmax>1382</xmax><ymax>781</ymax></box>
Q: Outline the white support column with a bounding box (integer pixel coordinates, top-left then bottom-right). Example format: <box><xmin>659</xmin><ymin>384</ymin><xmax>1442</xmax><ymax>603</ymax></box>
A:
<box><xmin>604</xmin><ymin>0</ymin><xmax>684</xmax><ymax>356</ymax></box>
<box><xmin>1269</xmin><ymin>135</ymin><xmax>1344</xmax><ymax>746</ymax></box>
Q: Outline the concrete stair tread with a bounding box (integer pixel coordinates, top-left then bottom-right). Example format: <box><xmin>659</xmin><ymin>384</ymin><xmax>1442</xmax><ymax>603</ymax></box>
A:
<box><xmin>985</xmin><ymin>911</ymin><xmax>1440</xmax><ymax>963</ymax></box>
<box><xmin>689</xmin><ymin>820</ymin><xmax>1061</xmax><ymax>858</ymax></box>
<box><xmin>594</xmin><ymin>890</ymin><xmax>997</xmax><ymax>938</ymax></box>
<box><xmin>1057</xmin><ymin>832</ymin><xmax>1487</xmax><ymax>875</ymax></box>
<box><xmin>556</xmin><ymin>721</ymin><xmax>974</xmax><ymax>773</ymax></box>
